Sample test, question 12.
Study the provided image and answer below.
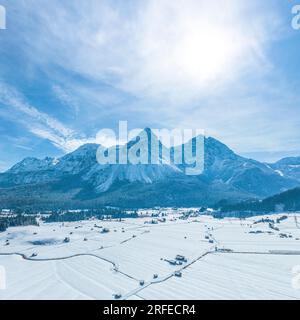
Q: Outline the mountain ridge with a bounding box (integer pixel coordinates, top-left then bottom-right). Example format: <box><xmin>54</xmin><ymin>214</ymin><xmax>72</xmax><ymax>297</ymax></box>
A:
<box><xmin>0</xmin><ymin>130</ymin><xmax>299</xmax><ymax>209</ymax></box>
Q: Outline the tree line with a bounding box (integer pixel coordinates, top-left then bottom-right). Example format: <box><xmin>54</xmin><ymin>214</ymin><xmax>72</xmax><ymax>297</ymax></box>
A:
<box><xmin>0</xmin><ymin>215</ymin><xmax>38</xmax><ymax>232</ymax></box>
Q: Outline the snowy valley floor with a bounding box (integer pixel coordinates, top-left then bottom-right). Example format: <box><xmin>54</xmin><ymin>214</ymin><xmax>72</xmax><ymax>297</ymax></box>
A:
<box><xmin>0</xmin><ymin>213</ymin><xmax>300</xmax><ymax>300</ymax></box>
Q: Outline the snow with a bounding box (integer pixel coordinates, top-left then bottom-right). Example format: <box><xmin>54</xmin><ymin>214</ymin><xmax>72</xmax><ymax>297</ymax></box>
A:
<box><xmin>1</xmin><ymin>213</ymin><xmax>300</xmax><ymax>300</ymax></box>
<box><xmin>8</xmin><ymin>157</ymin><xmax>55</xmax><ymax>173</ymax></box>
<box><xmin>275</xmin><ymin>170</ymin><xmax>284</xmax><ymax>177</ymax></box>
<box><xmin>139</xmin><ymin>253</ymin><xmax>300</xmax><ymax>300</ymax></box>
<box><xmin>89</xmin><ymin>163</ymin><xmax>182</xmax><ymax>193</ymax></box>
<box><xmin>0</xmin><ymin>255</ymin><xmax>136</xmax><ymax>300</ymax></box>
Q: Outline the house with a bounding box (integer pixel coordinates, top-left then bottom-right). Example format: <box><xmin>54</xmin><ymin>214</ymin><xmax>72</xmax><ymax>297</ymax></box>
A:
<box><xmin>175</xmin><ymin>255</ymin><xmax>187</xmax><ymax>262</ymax></box>
<box><xmin>166</xmin><ymin>259</ymin><xmax>182</xmax><ymax>266</ymax></box>
<box><xmin>279</xmin><ymin>233</ymin><xmax>288</xmax><ymax>238</ymax></box>
<box><xmin>113</xmin><ymin>293</ymin><xmax>122</xmax><ymax>299</ymax></box>
<box><xmin>1</xmin><ymin>209</ymin><xmax>12</xmax><ymax>215</ymax></box>
<box><xmin>174</xmin><ymin>271</ymin><xmax>182</xmax><ymax>277</ymax></box>
<box><xmin>168</xmin><ymin>260</ymin><xmax>177</xmax><ymax>265</ymax></box>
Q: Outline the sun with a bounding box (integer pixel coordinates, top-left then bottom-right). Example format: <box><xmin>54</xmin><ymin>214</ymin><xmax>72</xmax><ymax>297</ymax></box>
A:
<box><xmin>174</xmin><ymin>26</ymin><xmax>237</xmax><ymax>83</ymax></box>
<box><xmin>138</xmin><ymin>3</ymin><xmax>245</xmax><ymax>94</ymax></box>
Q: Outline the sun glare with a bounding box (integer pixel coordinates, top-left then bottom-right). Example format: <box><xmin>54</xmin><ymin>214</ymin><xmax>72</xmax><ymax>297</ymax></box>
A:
<box><xmin>174</xmin><ymin>27</ymin><xmax>236</xmax><ymax>83</ymax></box>
<box><xmin>139</xmin><ymin>3</ymin><xmax>244</xmax><ymax>94</ymax></box>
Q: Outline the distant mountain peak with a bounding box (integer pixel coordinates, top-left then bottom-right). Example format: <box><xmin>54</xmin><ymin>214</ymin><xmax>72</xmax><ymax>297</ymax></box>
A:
<box><xmin>1</xmin><ymin>133</ymin><xmax>299</xmax><ymax>208</ymax></box>
<box><xmin>269</xmin><ymin>156</ymin><xmax>300</xmax><ymax>182</ymax></box>
<box><xmin>8</xmin><ymin>156</ymin><xmax>55</xmax><ymax>174</ymax></box>
<box><xmin>275</xmin><ymin>156</ymin><xmax>300</xmax><ymax>165</ymax></box>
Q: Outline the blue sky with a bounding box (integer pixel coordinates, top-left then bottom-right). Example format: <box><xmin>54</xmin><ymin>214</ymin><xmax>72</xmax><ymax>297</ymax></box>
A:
<box><xmin>0</xmin><ymin>0</ymin><xmax>300</xmax><ymax>171</ymax></box>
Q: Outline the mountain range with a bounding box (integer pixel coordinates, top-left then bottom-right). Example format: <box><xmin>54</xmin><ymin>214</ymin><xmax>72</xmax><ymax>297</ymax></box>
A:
<box><xmin>0</xmin><ymin>129</ymin><xmax>299</xmax><ymax>209</ymax></box>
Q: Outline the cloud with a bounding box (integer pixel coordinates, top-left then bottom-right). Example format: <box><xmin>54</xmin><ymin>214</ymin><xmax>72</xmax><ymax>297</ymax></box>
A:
<box><xmin>52</xmin><ymin>85</ymin><xmax>79</xmax><ymax>115</ymax></box>
<box><xmin>0</xmin><ymin>82</ymin><xmax>73</xmax><ymax>137</ymax></box>
<box><xmin>0</xmin><ymin>82</ymin><xmax>87</xmax><ymax>152</ymax></box>
<box><xmin>0</xmin><ymin>82</ymin><xmax>125</xmax><ymax>151</ymax></box>
<box><xmin>8</xmin><ymin>0</ymin><xmax>282</xmax><ymax>103</ymax></box>
<box><xmin>1</xmin><ymin>0</ymin><xmax>299</xmax><ymax>160</ymax></box>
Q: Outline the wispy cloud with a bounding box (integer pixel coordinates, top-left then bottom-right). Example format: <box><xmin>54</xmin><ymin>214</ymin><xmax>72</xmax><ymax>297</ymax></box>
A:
<box><xmin>14</xmin><ymin>144</ymin><xmax>33</xmax><ymax>151</ymax></box>
<box><xmin>0</xmin><ymin>82</ymin><xmax>72</xmax><ymax>136</ymax></box>
<box><xmin>0</xmin><ymin>0</ymin><xmax>299</xmax><ymax>161</ymax></box>
<box><xmin>0</xmin><ymin>82</ymin><xmax>122</xmax><ymax>151</ymax></box>
<box><xmin>0</xmin><ymin>82</ymin><xmax>89</xmax><ymax>152</ymax></box>
<box><xmin>10</xmin><ymin>0</ymin><xmax>282</xmax><ymax>103</ymax></box>
<box><xmin>52</xmin><ymin>85</ymin><xmax>79</xmax><ymax>115</ymax></box>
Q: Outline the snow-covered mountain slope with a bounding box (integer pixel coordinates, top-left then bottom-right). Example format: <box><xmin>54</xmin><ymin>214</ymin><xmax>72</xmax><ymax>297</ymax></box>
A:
<box><xmin>202</xmin><ymin>137</ymin><xmax>299</xmax><ymax>197</ymax></box>
<box><xmin>8</xmin><ymin>157</ymin><xmax>56</xmax><ymax>174</ymax></box>
<box><xmin>55</xmin><ymin>143</ymin><xmax>100</xmax><ymax>174</ymax></box>
<box><xmin>83</xmin><ymin>129</ymin><xmax>183</xmax><ymax>192</ymax></box>
<box><xmin>84</xmin><ymin>163</ymin><xmax>183</xmax><ymax>193</ymax></box>
<box><xmin>0</xmin><ymin>157</ymin><xmax>59</xmax><ymax>186</ymax></box>
<box><xmin>268</xmin><ymin>156</ymin><xmax>300</xmax><ymax>182</ymax></box>
<box><xmin>0</xmin><ymin>130</ymin><xmax>299</xmax><ymax>207</ymax></box>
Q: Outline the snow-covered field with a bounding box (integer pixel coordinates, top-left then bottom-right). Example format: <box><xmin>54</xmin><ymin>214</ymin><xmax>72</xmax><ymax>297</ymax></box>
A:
<box><xmin>0</xmin><ymin>213</ymin><xmax>300</xmax><ymax>300</ymax></box>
